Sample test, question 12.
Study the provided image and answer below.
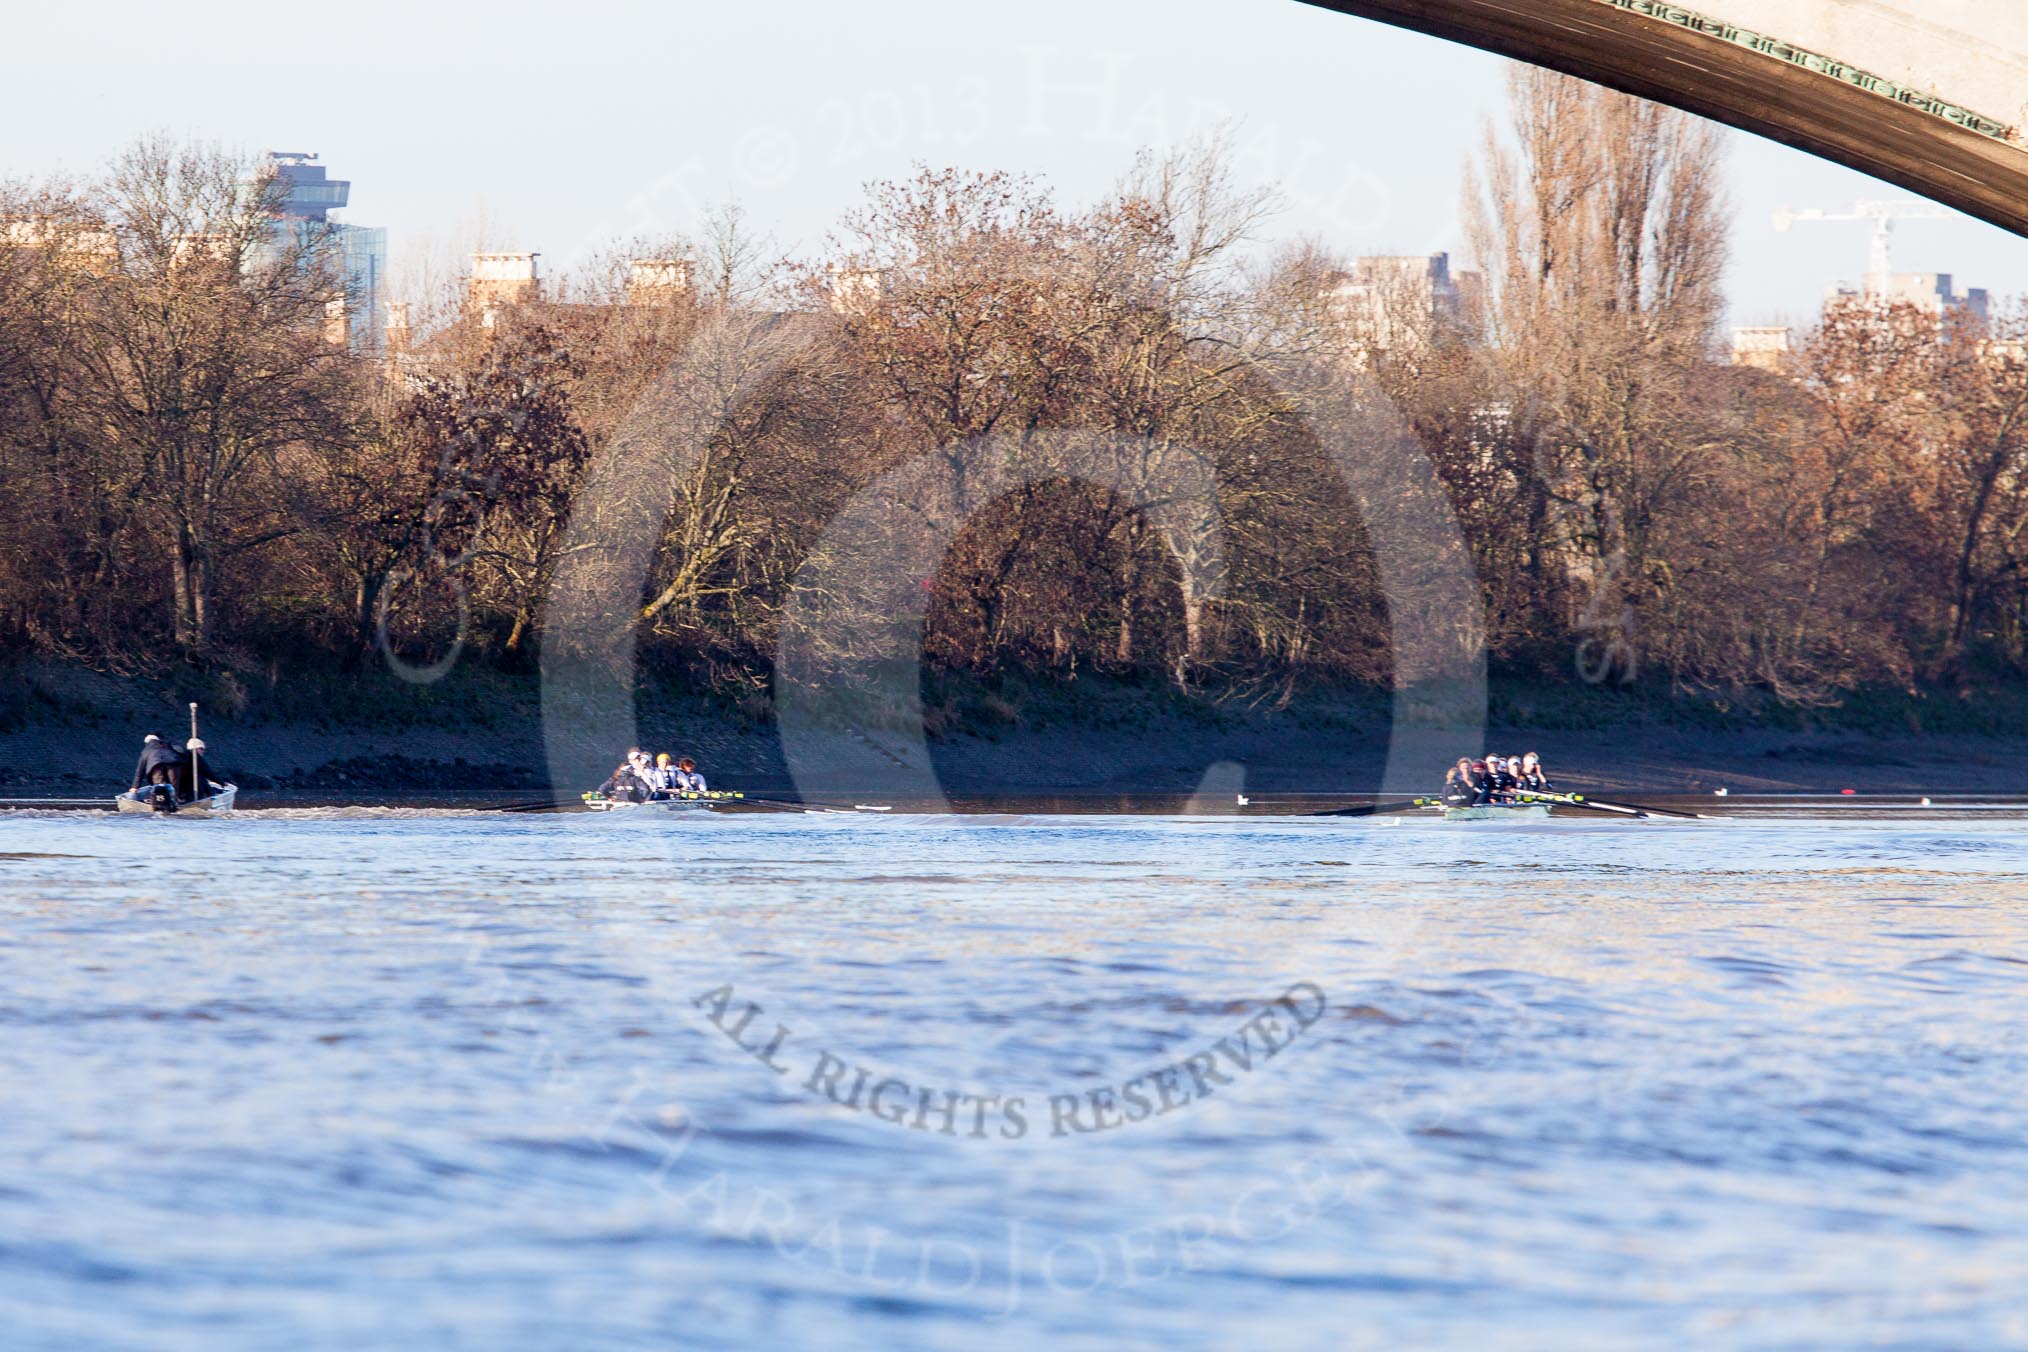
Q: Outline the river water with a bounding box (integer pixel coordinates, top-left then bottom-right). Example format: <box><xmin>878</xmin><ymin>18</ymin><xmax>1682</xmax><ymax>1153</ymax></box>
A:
<box><xmin>2</xmin><ymin>803</ymin><xmax>2025</xmax><ymax>1349</ymax></box>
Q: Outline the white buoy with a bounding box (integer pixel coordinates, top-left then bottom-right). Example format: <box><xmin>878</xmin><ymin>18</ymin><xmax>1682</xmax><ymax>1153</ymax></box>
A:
<box><xmin>1920</xmin><ymin>797</ymin><xmax>1933</xmax><ymax>807</ymax></box>
<box><xmin>1235</xmin><ymin>794</ymin><xmax>1250</xmax><ymax>807</ymax></box>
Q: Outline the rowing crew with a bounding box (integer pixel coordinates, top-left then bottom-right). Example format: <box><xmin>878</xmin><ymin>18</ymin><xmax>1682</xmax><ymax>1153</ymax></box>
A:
<box><xmin>1440</xmin><ymin>753</ymin><xmax>1553</xmax><ymax>808</ymax></box>
<box><xmin>596</xmin><ymin>747</ymin><xmax>708</xmax><ymax>803</ymax></box>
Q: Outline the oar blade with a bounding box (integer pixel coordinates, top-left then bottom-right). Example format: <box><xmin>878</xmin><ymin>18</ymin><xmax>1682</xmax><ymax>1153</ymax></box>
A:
<box><xmin>1308</xmin><ymin>798</ymin><xmax>1424</xmax><ymax>818</ymax></box>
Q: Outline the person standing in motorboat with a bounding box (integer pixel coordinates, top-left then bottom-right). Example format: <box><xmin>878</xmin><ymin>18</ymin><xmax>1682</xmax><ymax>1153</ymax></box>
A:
<box><xmin>131</xmin><ymin>734</ymin><xmax>188</xmax><ymax>805</ymax></box>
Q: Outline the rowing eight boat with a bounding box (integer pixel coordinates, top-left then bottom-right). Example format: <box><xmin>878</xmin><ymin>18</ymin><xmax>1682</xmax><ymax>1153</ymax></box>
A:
<box><xmin>1438</xmin><ymin>802</ymin><xmax>1550</xmax><ymax>822</ymax></box>
<box><xmin>580</xmin><ymin>790</ymin><xmax>748</xmax><ymax>813</ymax></box>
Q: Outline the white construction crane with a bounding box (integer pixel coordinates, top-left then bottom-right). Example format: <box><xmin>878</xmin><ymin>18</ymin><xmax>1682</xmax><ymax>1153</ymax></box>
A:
<box><xmin>1772</xmin><ymin>199</ymin><xmax>1952</xmax><ymax>295</ymax></box>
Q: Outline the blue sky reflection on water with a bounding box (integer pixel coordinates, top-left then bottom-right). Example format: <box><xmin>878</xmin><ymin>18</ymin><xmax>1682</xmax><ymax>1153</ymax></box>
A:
<box><xmin>0</xmin><ymin>807</ymin><xmax>2025</xmax><ymax>1348</ymax></box>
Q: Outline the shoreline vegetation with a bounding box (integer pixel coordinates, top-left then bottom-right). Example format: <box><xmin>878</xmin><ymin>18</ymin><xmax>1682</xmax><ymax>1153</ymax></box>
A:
<box><xmin>5</xmin><ymin>72</ymin><xmax>2026</xmax><ymax>788</ymax></box>
<box><xmin>6</xmin><ymin>659</ymin><xmax>2028</xmax><ymax>797</ymax></box>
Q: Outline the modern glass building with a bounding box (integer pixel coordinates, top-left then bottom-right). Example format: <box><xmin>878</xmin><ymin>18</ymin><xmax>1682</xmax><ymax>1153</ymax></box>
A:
<box><xmin>267</xmin><ymin>152</ymin><xmax>387</xmax><ymax>352</ymax></box>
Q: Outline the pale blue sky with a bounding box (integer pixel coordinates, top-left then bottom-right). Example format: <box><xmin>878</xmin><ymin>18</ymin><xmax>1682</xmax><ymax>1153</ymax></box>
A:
<box><xmin>6</xmin><ymin>0</ymin><xmax>2026</xmax><ymax>326</ymax></box>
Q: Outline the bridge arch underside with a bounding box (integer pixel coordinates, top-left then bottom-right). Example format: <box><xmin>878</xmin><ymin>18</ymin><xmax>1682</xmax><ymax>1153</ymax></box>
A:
<box><xmin>1302</xmin><ymin>0</ymin><xmax>2028</xmax><ymax>239</ymax></box>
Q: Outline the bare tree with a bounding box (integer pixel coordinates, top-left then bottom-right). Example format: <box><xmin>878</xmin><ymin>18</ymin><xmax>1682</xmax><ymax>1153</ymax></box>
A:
<box><xmin>1464</xmin><ymin>68</ymin><xmax>1730</xmax><ymax>673</ymax></box>
<box><xmin>62</xmin><ymin>138</ymin><xmax>356</xmax><ymax>656</ymax></box>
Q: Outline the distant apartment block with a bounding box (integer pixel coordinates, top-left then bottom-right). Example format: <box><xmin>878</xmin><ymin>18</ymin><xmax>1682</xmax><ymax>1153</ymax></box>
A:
<box><xmin>1827</xmin><ymin>272</ymin><xmax>1989</xmax><ymax>320</ymax></box>
<box><xmin>268</xmin><ymin>151</ymin><xmax>387</xmax><ymax>352</ymax></box>
<box><xmin>1737</xmin><ymin>267</ymin><xmax>1993</xmax><ymax>373</ymax></box>
<box><xmin>375</xmin><ymin>250</ymin><xmax>691</xmax><ymax>369</ymax></box>
<box><xmin>1</xmin><ymin>220</ymin><xmax>118</xmax><ymax>272</ymax></box>
<box><xmin>1323</xmin><ymin>252</ymin><xmax>1479</xmax><ymax>351</ymax></box>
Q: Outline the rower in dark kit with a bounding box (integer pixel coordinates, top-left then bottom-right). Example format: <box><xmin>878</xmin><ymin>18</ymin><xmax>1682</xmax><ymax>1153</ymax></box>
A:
<box><xmin>1478</xmin><ymin>755</ymin><xmax>1513</xmax><ymax>804</ymax></box>
<box><xmin>597</xmin><ymin>757</ymin><xmax>650</xmax><ymax>803</ymax></box>
<box><xmin>1440</xmin><ymin>757</ymin><xmax>1477</xmax><ymax>807</ymax></box>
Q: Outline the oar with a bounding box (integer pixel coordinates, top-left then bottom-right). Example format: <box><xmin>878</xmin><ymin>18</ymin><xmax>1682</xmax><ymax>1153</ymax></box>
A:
<box><xmin>1587</xmin><ymin>797</ymin><xmax>1712</xmax><ymax>820</ymax></box>
<box><xmin>498</xmin><ymin>797</ymin><xmax>585</xmax><ymax>813</ymax></box>
<box><xmin>1308</xmin><ymin>798</ymin><xmax>1426</xmax><ymax>818</ymax></box>
<box><xmin>0</xmin><ymin>797</ymin><xmax>109</xmax><ymax>808</ymax></box>
<box><xmin>1529</xmin><ymin>790</ymin><xmax>1713</xmax><ymax>820</ymax></box>
<box><xmin>739</xmin><ymin>794</ymin><xmax>894</xmax><ymax>814</ymax></box>
<box><xmin>1520</xmin><ymin>791</ymin><xmax>1712</xmax><ymax>820</ymax></box>
<box><xmin>1521</xmin><ymin>792</ymin><xmax>1645</xmax><ymax>818</ymax></box>
<box><xmin>681</xmin><ymin>792</ymin><xmax>811</xmax><ymax>813</ymax></box>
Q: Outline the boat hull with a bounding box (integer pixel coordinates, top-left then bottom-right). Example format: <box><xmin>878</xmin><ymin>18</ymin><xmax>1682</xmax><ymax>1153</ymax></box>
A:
<box><xmin>1441</xmin><ymin>802</ymin><xmax>1550</xmax><ymax>822</ymax></box>
<box><xmin>581</xmin><ymin>791</ymin><xmax>734</xmax><ymax>813</ymax></box>
<box><xmin>115</xmin><ymin>783</ymin><xmax>238</xmax><ymax>817</ymax></box>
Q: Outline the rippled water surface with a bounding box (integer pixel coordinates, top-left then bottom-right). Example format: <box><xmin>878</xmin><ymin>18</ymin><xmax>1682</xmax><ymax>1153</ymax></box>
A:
<box><xmin>3</xmin><ymin>805</ymin><xmax>2026</xmax><ymax>1350</ymax></box>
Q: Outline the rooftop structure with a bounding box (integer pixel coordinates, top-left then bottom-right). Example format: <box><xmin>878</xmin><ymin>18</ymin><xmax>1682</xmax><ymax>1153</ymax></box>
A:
<box><xmin>469</xmin><ymin>252</ymin><xmax>541</xmax><ymax>325</ymax></box>
<box><xmin>626</xmin><ymin>258</ymin><xmax>693</xmax><ymax>306</ymax></box>
<box><xmin>827</xmin><ymin>265</ymin><xmax>887</xmax><ymax>315</ymax></box>
<box><xmin>1731</xmin><ymin>326</ymin><xmax>1793</xmax><ymax>371</ymax></box>
<box><xmin>268</xmin><ymin>152</ymin><xmax>351</xmax><ymax>223</ymax></box>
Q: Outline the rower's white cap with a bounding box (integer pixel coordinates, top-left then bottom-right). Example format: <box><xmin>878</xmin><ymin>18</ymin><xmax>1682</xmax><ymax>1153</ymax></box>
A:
<box><xmin>187</xmin><ymin>738</ymin><xmax>206</xmax><ymax>752</ymax></box>
<box><xmin>143</xmin><ymin>734</ymin><xmax>160</xmax><ymax>743</ymax></box>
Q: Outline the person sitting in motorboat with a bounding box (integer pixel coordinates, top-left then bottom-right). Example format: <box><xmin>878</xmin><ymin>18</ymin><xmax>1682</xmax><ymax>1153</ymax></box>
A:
<box><xmin>671</xmin><ymin>757</ymin><xmax>707</xmax><ymax>794</ymax></box>
<box><xmin>131</xmin><ymin>733</ymin><xmax>189</xmax><ymax>805</ymax></box>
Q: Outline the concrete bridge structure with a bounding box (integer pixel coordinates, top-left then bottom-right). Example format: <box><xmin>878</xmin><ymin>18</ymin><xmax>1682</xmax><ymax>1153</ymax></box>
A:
<box><xmin>1299</xmin><ymin>0</ymin><xmax>2028</xmax><ymax>237</ymax></box>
